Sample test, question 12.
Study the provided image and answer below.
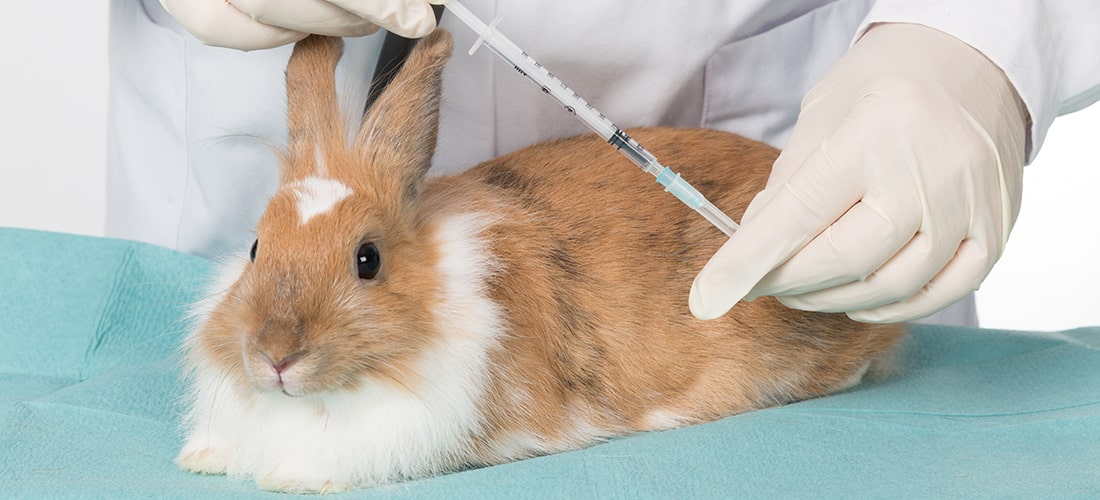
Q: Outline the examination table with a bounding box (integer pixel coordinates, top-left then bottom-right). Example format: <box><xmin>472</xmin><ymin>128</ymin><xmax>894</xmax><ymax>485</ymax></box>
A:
<box><xmin>1</xmin><ymin>227</ymin><xmax>1097</xmax><ymax>497</ymax></box>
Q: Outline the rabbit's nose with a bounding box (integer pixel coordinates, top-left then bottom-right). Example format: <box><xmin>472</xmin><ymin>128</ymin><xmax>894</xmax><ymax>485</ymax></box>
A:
<box><xmin>260</xmin><ymin>350</ymin><xmax>304</xmax><ymax>376</ymax></box>
<box><xmin>273</xmin><ymin>355</ymin><xmax>298</xmax><ymax>375</ymax></box>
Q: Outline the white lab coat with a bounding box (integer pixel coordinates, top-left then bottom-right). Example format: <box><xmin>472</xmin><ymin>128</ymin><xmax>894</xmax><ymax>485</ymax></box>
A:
<box><xmin>106</xmin><ymin>0</ymin><xmax>1100</xmax><ymax>325</ymax></box>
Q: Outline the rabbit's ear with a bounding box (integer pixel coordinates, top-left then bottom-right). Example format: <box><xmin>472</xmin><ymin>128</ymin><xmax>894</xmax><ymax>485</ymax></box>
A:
<box><xmin>283</xmin><ymin>35</ymin><xmax>346</xmax><ymax>184</ymax></box>
<box><xmin>353</xmin><ymin>29</ymin><xmax>453</xmax><ymax>204</ymax></box>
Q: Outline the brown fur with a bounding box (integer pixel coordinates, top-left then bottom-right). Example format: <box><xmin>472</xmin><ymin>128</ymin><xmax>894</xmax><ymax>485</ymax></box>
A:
<box><xmin>442</xmin><ymin>128</ymin><xmax>903</xmax><ymax>451</ymax></box>
<box><xmin>195</xmin><ymin>30</ymin><xmax>905</xmax><ymax>474</ymax></box>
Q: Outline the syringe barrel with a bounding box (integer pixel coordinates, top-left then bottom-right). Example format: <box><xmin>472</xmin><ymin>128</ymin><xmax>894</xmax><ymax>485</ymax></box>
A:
<box><xmin>497</xmin><ymin>50</ymin><xmax>620</xmax><ymax>141</ymax></box>
<box><xmin>447</xmin><ymin>0</ymin><xmax>739</xmax><ymax>238</ymax></box>
<box><xmin>447</xmin><ymin>0</ymin><xmax>620</xmax><ymax>141</ymax></box>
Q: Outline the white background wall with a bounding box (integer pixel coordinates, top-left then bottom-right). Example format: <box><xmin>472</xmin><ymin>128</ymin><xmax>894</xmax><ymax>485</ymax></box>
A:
<box><xmin>0</xmin><ymin>2</ymin><xmax>1097</xmax><ymax>330</ymax></box>
<box><xmin>0</xmin><ymin>2</ymin><xmax>107</xmax><ymax>238</ymax></box>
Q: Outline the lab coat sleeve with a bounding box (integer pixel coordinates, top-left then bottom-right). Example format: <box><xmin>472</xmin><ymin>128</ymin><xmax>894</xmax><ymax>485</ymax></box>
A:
<box><xmin>854</xmin><ymin>0</ymin><xmax>1100</xmax><ymax>163</ymax></box>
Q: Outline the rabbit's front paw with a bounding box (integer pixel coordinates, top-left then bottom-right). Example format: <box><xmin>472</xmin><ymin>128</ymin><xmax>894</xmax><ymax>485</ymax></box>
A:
<box><xmin>175</xmin><ymin>446</ymin><xmax>229</xmax><ymax>476</ymax></box>
<box><xmin>255</xmin><ymin>467</ymin><xmax>352</xmax><ymax>494</ymax></box>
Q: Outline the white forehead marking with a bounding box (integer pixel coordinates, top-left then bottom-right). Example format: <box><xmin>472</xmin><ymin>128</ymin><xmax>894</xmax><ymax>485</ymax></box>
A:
<box><xmin>289</xmin><ymin>176</ymin><xmax>354</xmax><ymax>225</ymax></box>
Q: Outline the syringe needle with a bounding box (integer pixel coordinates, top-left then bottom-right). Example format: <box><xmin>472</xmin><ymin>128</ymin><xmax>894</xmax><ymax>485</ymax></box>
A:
<box><xmin>654</xmin><ymin>167</ymin><xmax>740</xmax><ymax>237</ymax></box>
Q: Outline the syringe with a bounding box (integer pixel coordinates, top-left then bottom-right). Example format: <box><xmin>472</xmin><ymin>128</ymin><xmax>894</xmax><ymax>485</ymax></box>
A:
<box><xmin>443</xmin><ymin>0</ymin><xmax>740</xmax><ymax>237</ymax></box>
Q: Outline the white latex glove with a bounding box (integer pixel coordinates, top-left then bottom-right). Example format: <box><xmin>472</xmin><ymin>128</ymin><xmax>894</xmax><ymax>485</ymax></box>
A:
<box><xmin>160</xmin><ymin>0</ymin><xmax>446</xmax><ymax>51</ymax></box>
<box><xmin>689</xmin><ymin>23</ymin><xmax>1028</xmax><ymax>323</ymax></box>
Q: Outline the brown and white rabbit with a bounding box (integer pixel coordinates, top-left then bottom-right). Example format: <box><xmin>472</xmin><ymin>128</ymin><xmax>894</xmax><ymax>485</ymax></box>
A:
<box><xmin>176</xmin><ymin>31</ymin><xmax>905</xmax><ymax>493</ymax></box>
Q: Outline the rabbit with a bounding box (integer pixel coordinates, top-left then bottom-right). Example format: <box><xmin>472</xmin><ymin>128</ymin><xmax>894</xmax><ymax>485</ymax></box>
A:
<box><xmin>175</xmin><ymin>30</ymin><xmax>906</xmax><ymax>494</ymax></box>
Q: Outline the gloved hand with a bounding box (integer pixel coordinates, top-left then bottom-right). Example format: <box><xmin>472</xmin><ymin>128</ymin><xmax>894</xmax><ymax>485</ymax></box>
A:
<box><xmin>689</xmin><ymin>23</ymin><xmax>1029</xmax><ymax>323</ymax></box>
<box><xmin>160</xmin><ymin>0</ymin><xmax>446</xmax><ymax>51</ymax></box>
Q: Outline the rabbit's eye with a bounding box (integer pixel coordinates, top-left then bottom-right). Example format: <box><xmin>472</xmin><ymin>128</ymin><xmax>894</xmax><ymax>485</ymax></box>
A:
<box><xmin>250</xmin><ymin>239</ymin><xmax>258</xmax><ymax>262</ymax></box>
<box><xmin>356</xmin><ymin>242</ymin><xmax>381</xmax><ymax>280</ymax></box>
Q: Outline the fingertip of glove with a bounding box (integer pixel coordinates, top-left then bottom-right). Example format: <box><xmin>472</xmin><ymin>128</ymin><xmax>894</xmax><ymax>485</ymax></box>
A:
<box><xmin>689</xmin><ymin>273</ymin><xmax>741</xmax><ymax>321</ymax></box>
<box><xmin>390</xmin><ymin>2</ymin><xmax>442</xmax><ymax>39</ymax></box>
<box><xmin>846</xmin><ymin>308</ymin><xmax>906</xmax><ymax>324</ymax></box>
